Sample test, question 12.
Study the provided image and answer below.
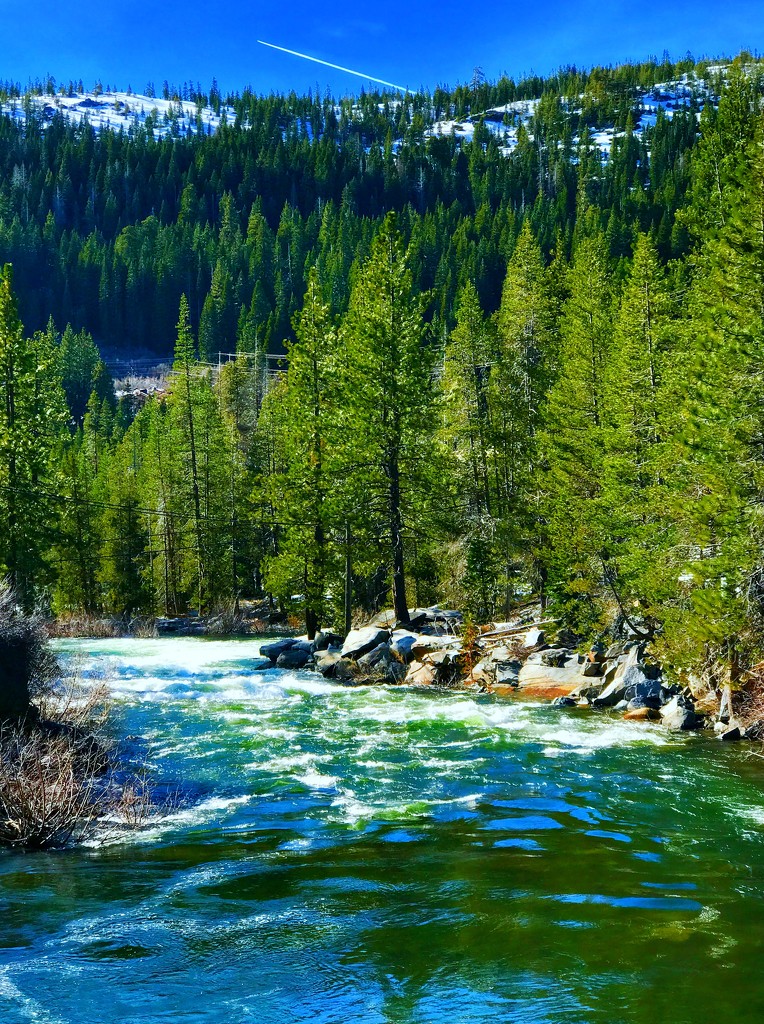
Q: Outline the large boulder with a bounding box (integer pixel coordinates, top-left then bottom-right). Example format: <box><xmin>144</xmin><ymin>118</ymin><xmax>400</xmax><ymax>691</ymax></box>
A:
<box><xmin>410</xmin><ymin>635</ymin><xmax>461</xmax><ymax>661</ymax></box>
<box><xmin>341</xmin><ymin>627</ymin><xmax>390</xmax><ymax>660</ymax></box>
<box><xmin>405</xmin><ymin>660</ymin><xmax>436</xmax><ymax>686</ymax></box>
<box><xmin>260</xmin><ymin>638</ymin><xmax>298</xmax><ymax>664</ymax></box>
<box><xmin>541</xmin><ymin>648</ymin><xmax>571</xmax><ymax>668</ymax></box>
<box><xmin>276</xmin><ymin>642</ymin><xmax>313</xmax><ymax>670</ymax></box>
<box><xmin>314</xmin><ymin>651</ymin><xmax>344</xmax><ymax>677</ymax></box>
<box><xmin>521</xmin><ymin>627</ymin><xmax>546</xmax><ymax>649</ymax></box>
<box><xmin>592</xmin><ymin>647</ymin><xmax>660</xmax><ymax>708</ymax></box>
<box><xmin>660</xmin><ymin>694</ymin><xmax>705</xmax><ymax>732</ymax></box>
<box><xmin>517</xmin><ymin>657</ymin><xmax>583</xmax><ymax>699</ymax></box>
<box><xmin>495</xmin><ymin>661</ymin><xmax>522</xmax><ymax>685</ymax></box>
<box><xmin>313</xmin><ymin>631</ymin><xmax>343</xmax><ymax>652</ymax></box>
<box><xmin>390</xmin><ymin>630</ymin><xmax>420</xmax><ymax>662</ymax></box>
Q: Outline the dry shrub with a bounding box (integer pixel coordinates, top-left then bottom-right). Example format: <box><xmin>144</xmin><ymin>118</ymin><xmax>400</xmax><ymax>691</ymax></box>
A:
<box><xmin>47</xmin><ymin>614</ymin><xmax>123</xmax><ymax>639</ymax></box>
<box><xmin>734</xmin><ymin>663</ymin><xmax>764</xmax><ymax>730</ymax></box>
<box><xmin>0</xmin><ymin>715</ymin><xmax>175</xmax><ymax>849</ymax></box>
<box><xmin>206</xmin><ymin>604</ymin><xmax>246</xmax><ymax>635</ymax></box>
<box><xmin>128</xmin><ymin>617</ymin><xmax>158</xmax><ymax>639</ymax></box>
<box><xmin>0</xmin><ymin>724</ymin><xmax>106</xmax><ymax>848</ymax></box>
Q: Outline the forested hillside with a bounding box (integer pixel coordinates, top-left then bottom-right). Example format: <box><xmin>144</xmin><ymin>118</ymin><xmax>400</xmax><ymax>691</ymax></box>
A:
<box><xmin>1</xmin><ymin>51</ymin><xmax>764</xmax><ymax>684</ymax></box>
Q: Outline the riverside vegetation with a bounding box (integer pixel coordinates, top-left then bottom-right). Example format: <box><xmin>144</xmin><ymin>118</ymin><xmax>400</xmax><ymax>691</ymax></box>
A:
<box><xmin>2</xmin><ymin>53</ymin><xmax>764</xmax><ymax>718</ymax></box>
<box><xmin>0</xmin><ymin>583</ymin><xmax>162</xmax><ymax>848</ymax></box>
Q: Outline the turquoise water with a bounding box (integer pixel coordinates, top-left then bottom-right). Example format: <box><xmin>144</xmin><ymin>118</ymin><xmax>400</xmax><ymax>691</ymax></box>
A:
<box><xmin>2</xmin><ymin>637</ymin><xmax>764</xmax><ymax>1023</ymax></box>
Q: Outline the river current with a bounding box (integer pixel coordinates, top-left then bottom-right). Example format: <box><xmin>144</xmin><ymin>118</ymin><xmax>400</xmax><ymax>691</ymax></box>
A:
<box><xmin>2</xmin><ymin>637</ymin><xmax>764</xmax><ymax>1023</ymax></box>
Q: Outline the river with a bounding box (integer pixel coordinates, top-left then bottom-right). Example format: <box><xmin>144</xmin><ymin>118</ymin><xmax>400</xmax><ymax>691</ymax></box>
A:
<box><xmin>2</xmin><ymin>637</ymin><xmax>764</xmax><ymax>1023</ymax></box>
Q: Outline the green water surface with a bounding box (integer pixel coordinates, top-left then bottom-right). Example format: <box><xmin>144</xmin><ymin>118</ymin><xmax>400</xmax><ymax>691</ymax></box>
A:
<box><xmin>1</xmin><ymin>637</ymin><xmax>763</xmax><ymax>1024</ymax></box>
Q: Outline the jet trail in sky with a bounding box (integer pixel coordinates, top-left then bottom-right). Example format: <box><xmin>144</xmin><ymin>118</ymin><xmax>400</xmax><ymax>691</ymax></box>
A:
<box><xmin>257</xmin><ymin>40</ymin><xmax>408</xmax><ymax>92</ymax></box>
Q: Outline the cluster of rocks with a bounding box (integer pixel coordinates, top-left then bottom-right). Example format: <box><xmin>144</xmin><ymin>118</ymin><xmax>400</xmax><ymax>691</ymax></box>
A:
<box><xmin>471</xmin><ymin>626</ymin><xmax>699</xmax><ymax>730</ymax></box>
<box><xmin>258</xmin><ymin>607</ymin><xmax>463</xmax><ymax>685</ymax></box>
<box><xmin>254</xmin><ymin>606</ymin><xmax>764</xmax><ymax>743</ymax></box>
<box><xmin>477</xmin><ymin>626</ymin><xmax>750</xmax><ymax>737</ymax></box>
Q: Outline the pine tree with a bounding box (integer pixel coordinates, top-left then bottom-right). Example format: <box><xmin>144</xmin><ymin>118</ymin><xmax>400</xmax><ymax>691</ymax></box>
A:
<box><xmin>541</xmin><ymin>233</ymin><xmax>614</xmax><ymax>632</ymax></box>
<box><xmin>338</xmin><ymin>214</ymin><xmax>436</xmax><ymax>623</ymax></box>
<box><xmin>0</xmin><ymin>266</ymin><xmax>67</xmax><ymax>605</ymax></box>
<box><xmin>263</xmin><ymin>269</ymin><xmax>338</xmax><ymax>636</ymax></box>
<box><xmin>599</xmin><ymin>232</ymin><xmax>675</xmax><ymax>636</ymax></box>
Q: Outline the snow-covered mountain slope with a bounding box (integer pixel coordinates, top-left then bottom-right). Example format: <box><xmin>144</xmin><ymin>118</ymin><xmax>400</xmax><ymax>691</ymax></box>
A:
<box><xmin>0</xmin><ymin>89</ymin><xmax>237</xmax><ymax>138</ymax></box>
<box><xmin>428</xmin><ymin>69</ymin><xmax>725</xmax><ymax>160</ymax></box>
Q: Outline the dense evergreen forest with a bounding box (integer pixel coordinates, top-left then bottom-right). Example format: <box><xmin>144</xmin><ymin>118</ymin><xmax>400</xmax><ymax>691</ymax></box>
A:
<box><xmin>2</xmin><ymin>51</ymin><xmax>764</xmax><ymax>684</ymax></box>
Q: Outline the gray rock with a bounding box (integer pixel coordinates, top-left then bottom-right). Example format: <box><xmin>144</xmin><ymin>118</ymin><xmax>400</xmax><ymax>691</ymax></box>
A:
<box><xmin>594</xmin><ymin>648</ymin><xmax>658</xmax><ymax>708</ymax></box>
<box><xmin>358</xmin><ymin>642</ymin><xmax>394</xmax><ymax>669</ymax></box>
<box><xmin>248</xmin><ymin>657</ymin><xmax>275</xmax><ymax>672</ymax></box>
<box><xmin>745</xmin><ymin>720</ymin><xmax>764</xmax><ymax>741</ymax></box>
<box><xmin>313</xmin><ymin>631</ymin><xmax>343</xmax><ymax>652</ymax></box>
<box><xmin>260</xmin><ymin>638</ymin><xmax>298</xmax><ymax>663</ymax></box>
<box><xmin>517</xmin><ymin>660</ymin><xmax>583</xmax><ymax>694</ymax></box>
<box><xmin>581</xmin><ymin>661</ymin><xmax>603</xmax><ymax>677</ymax></box>
<box><xmin>341</xmin><ymin>627</ymin><xmax>390</xmax><ymax>660</ymax></box>
<box><xmin>660</xmin><ymin>694</ymin><xmax>704</xmax><ymax>732</ymax></box>
<box><xmin>390</xmin><ymin>630</ymin><xmax>419</xmax><ymax>662</ymax></box>
<box><xmin>718</xmin><ymin>685</ymin><xmax>733</xmax><ymax>724</ymax></box>
<box><xmin>552</xmin><ymin>696</ymin><xmax>578</xmax><ymax>707</ymax></box>
<box><xmin>276</xmin><ymin>645</ymin><xmax>312</xmax><ymax>670</ymax></box>
<box><xmin>314</xmin><ymin>651</ymin><xmax>343</xmax><ymax>677</ymax></box>
<box><xmin>627</xmin><ymin>695</ymin><xmax>662</xmax><ymax>711</ymax></box>
<box><xmin>522</xmin><ymin>627</ymin><xmax>546</xmax><ymax>648</ymax></box>
<box><xmin>421</xmin><ymin>606</ymin><xmax>463</xmax><ymax>625</ymax></box>
<box><xmin>720</xmin><ymin>725</ymin><xmax>742</xmax><ymax>742</ymax></box>
<box><xmin>495</xmin><ymin>661</ymin><xmax>522</xmax><ymax>685</ymax></box>
<box><xmin>588</xmin><ymin>642</ymin><xmax>607</xmax><ymax>664</ymax></box>
<box><xmin>592</xmin><ymin>679</ymin><xmax>629</xmax><ymax>708</ymax></box>
<box><xmin>402</xmin><ymin>609</ymin><xmax>429</xmax><ymax>630</ymax></box>
<box><xmin>489</xmin><ymin>645</ymin><xmax>513</xmax><ymax>663</ymax></box>
<box><xmin>370</xmin><ymin>609</ymin><xmax>399</xmax><ymax>629</ymax></box>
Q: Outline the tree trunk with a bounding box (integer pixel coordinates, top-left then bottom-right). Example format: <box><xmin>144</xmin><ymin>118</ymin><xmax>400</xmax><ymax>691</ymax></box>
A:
<box><xmin>388</xmin><ymin>451</ymin><xmax>409</xmax><ymax>625</ymax></box>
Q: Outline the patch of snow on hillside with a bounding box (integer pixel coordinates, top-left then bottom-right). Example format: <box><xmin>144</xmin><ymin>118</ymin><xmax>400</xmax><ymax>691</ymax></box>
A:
<box><xmin>0</xmin><ymin>90</ymin><xmax>239</xmax><ymax>138</ymax></box>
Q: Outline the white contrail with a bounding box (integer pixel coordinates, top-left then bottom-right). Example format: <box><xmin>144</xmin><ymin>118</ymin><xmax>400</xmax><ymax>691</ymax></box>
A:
<box><xmin>257</xmin><ymin>40</ymin><xmax>408</xmax><ymax>92</ymax></box>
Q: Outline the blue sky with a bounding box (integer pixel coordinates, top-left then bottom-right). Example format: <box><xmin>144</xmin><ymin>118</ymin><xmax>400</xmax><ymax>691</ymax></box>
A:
<box><xmin>1</xmin><ymin>0</ymin><xmax>763</xmax><ymax>96</ymax></box>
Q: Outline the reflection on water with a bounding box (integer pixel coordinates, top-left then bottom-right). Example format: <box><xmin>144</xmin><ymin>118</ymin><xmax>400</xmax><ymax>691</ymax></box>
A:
<box><xmin>1</xmin><ymin>638</ymin><xmax>764</xmax><ymax>1023</ymax></box>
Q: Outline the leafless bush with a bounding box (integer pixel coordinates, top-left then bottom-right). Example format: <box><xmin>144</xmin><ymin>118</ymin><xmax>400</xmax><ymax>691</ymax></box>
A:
<box><xmin>0</xmin><ymin>582</ymin><xmax>174</xmax><ymax>849</ymax></box>
<box><xmin>47</xmin><ymin>614</ymin><xmax>123</xmax><ymax>639</ymax></box>
<box><xmin>205</xmin><ymin>604</ymin><xmax>246</xmax><ymax>635</ymax></box>
<box><xmin>0</xmin><ymin>725</ymin><xmax>106</xmax><ymax>848</ymax></box>
<box><xmin>128</xmin><ymin>616</ymin><xmax>158</xmax><ymax>639</ymax></box>
<box><xmin>0</xmin><ymin>719</ymin><xmax>176</xmax><ymax>849</ymax></box>
<box><xmin>734</xmin><ymin>663</ymin><xmax>764</xmax><ymax>729</ymax></box>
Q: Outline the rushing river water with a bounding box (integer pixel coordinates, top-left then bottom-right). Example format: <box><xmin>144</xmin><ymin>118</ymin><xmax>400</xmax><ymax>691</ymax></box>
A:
<box><xmin>2</xmin><ymin>638</ymin><xmax>764</xmax><ymax>1023</ymax></box>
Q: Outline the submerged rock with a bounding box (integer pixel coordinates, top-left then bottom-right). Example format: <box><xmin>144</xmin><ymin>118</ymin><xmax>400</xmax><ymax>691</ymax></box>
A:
<box><xmin>248</xmin><ymin>657</ymin><xmax>275</xmax><ymax>672</ymax></box>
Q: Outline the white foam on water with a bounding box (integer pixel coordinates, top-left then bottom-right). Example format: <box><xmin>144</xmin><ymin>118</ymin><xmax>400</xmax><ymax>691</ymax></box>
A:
<box><xmin>91</xmin><ymin>793</ymin><xmax>252</xmax><ymax>847</ymax></box>
<box><xmin>0</xmin><ymin>970</ymin><xmax>67</xmax><ymax>1024</ymax></box>
<box><xmin>539</xmin><ymin>723</ymin><xmax>671</xmax><ymax>754</ymax></box>
<box><xmin>297</xmin><ymin>771</ymin><xmax>339</xmax><ymax>790</ymax></box>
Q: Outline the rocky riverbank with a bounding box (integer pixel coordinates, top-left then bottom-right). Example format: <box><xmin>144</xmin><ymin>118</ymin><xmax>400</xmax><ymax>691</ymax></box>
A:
<box><xmin>258</xmin><ymin>605</ymin><xmax>761</xmax><ymax>742</ymax></box>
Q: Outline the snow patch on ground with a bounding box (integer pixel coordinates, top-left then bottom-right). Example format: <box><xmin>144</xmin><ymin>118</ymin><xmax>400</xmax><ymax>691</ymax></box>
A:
<box><xmin>0</xmin><ymin>90</ymin><xmax>239</xmax><ymax>138</ymax></box>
